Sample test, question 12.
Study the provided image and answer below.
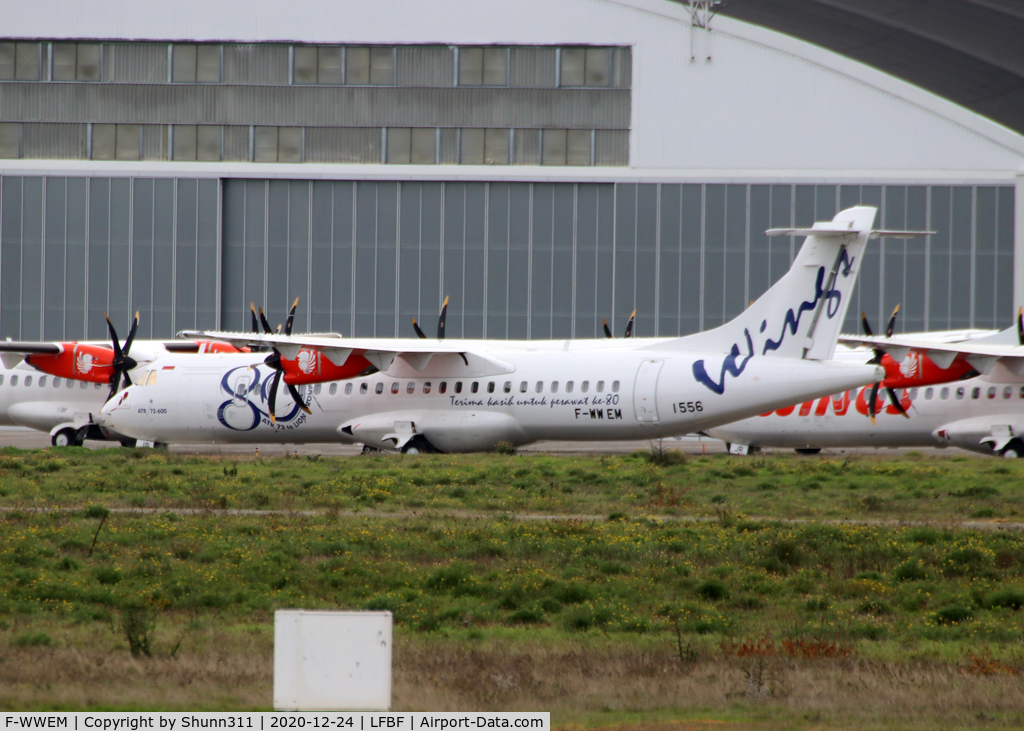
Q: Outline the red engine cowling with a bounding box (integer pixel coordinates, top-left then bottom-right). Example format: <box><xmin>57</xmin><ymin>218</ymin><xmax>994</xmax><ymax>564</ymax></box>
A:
<box><xmin>26</xmin><ymin>344</ymin><xmax>116</xmax><ymax>384</ymax></box>
<box><xmin>280</xmin><ymin>347</ymin><xmax>373</xmax><ymax>385</ymax></box>
<box><xmin>879</xmin><ymin>351</ymin><xmax>974</xmax><ymax>389</ymax></box>
<box><xmin>195</xmin><ymin>340</ymin><xmax>245</xmax><ymax>354</ymax></box>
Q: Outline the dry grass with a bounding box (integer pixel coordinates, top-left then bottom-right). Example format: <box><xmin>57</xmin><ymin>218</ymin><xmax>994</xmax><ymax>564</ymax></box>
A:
<box><xmin>4</xmin><ymin>624</ymin><xmax>1024</xmax><ymax>729</ymax></box>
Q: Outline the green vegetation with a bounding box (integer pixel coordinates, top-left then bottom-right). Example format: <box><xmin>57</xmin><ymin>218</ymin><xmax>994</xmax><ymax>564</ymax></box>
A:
<box><xmin>1</xmin><ymin>446</ymin><xmax>1023</xmax><ymax>722</ymax></box>
<box><xmin>0</xmin><ymin>446</ymin><xmax>1021</xmax><ymax>522</ymax></box>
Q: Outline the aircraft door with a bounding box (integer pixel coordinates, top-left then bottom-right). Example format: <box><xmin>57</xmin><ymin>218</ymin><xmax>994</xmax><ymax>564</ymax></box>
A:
<box><xmin>633</xmin><ymin>359</ymin><xmax>664</xmax><ymax>423</ymax></box>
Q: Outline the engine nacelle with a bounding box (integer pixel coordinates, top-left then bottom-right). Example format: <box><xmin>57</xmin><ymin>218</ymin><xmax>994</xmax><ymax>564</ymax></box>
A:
<box><xmin>880</xmin><ymin>351</ymin><xmax>974</xmax><ymax>389</ymax></box>
<box><xmin>280</xmin><ymin>347</ymin><xmax>373</xmax><ymax>385</ymax></box>
<box><xmin>339</xmin><ymin>410</ymin><xmax>528</xmax><ymax>453</ymax></box>
<box><xmin>26</xmin><ymin>345</ymin><xmax>115</xmax><ymax>384</ymax></box>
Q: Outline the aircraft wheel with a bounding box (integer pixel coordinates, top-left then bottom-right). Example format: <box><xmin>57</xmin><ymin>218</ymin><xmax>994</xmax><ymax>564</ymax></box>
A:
<box><xmin>1000</xmin><ymin>440</ymin><xmax>1024</xmax><ymax>459</ymax></box>
<box><xmin>52</xmin><ymin>428</ymin><xmax>83</xmax><ymax>448</ymax></box>
<box><xmin>119</xmin><ymin>439</ymin><xmax>138</xmax><ymax>448</ymax></box>
<box><xmin>794</xmin><ymin>448</ymin><xmax>822</xmax><ymax>456</ymax></box>
<box><xmin>405</xmin><ymin>447</ymin><xmax>420</xmax><ymax>455</ymax></box>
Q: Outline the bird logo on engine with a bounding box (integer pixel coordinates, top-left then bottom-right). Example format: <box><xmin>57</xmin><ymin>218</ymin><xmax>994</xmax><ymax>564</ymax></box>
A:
<box><xmin>76</xmin><ymin>352</ymin><xmax>95</xmax><ymax>374</ymax></box>
<box><xmin>297</xmin><ymin>349</ymin><xmax>318</xmax><ymax>375</ymax></box>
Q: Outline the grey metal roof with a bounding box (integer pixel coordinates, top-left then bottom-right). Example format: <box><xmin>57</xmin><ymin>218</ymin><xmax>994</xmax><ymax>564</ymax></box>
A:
<box><xmin>715</xmin><ymin>0</ymin><xmax>1024</xmax><ymax>136</ymax></box>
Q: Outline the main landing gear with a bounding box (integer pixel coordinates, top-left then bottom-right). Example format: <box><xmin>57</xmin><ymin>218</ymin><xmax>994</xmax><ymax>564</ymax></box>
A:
<box><xmin>1000</xmin><ymin>439</ymin><xmax>1024</xmax><ymax>459</ymax></box>
<box><xmin>51</xmin><ymin>428</ymin><xmax>85</xmax><ymax>448</ymax></box>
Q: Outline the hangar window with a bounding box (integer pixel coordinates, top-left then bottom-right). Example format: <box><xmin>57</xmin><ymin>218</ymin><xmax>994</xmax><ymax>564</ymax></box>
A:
<box><xmin>0</xmin><ymin>42</ymin><xmax>41</xmax><ymax>80</ymax></box>
<box><xmin>253</xmin><ymin>126</ymin><xmax>303</xmax><ymax>163</ymax></box>
<box><xmin>0</xmin><ymin>123</ymin><xmax>19</xmax><ymax>159</ymax></box>
<box><xmin>91</xmin><ymin>124</ymin><xmax>142</xmax><ymax>161</ymax></box>
<box><xmin>580</xmin><ymin>381</ymin><xmax>589</xmax><ymax>393</ymax></box>
<box><xmin>329</xmin><ymin>383</ymin><xmax>337</xmax><ymax>395</ymax></box>
<box><xmin>391</xmin><ymin>382</ymin><xmax>400</xmax><ymax>394</ymax></box>
<box><xmin>460</xmin><ymin>128</ymin><xmax>510</xmax><ymax>165</ymax></box>
<box><xmin>458</xmin><ymin>47</ymin><xmax>508</xmax><ymax>86</ymax></box>
<box><xmin>293</xmin><ymin>46</ymin><xmax>343</xmax><ymax>85</ymax></box>
<box><xmin>173</xmin><ymin>125</ymin><xmax>222</xmax><ymax>161</ymax></box>
<box><xmin>52</xmin><ymin>43</ymin><xmax>101</xmax><ymax>81</ymax></box>
<box><xmin>386</xmin><ymin>128</ymin><xmax>436</xmax><ymax>164</ymax></box>
<box><xmin>541</xmin><ymin>129</ymin><xmax>592</xmax><ymax>166</ymax></box>
<box><xmin>172</xmin><ymin>44</ymin><xmax>222</xmax><ymax>83</ymax></box>
<box><xmin>439</xmin><ymin>381</ymin><xmax>447</xmax><ymax>394</ymax></box>
<box><xmin>1003</xmin><ymin>387</ymin><xmax>1012</xmax><ymax>399</ymax></box>
<box><xmin>345</xmin><ymin>47</ymin><xmax>394</xmax><ymax>85</ymax></box>
<box><xmin>559</xmin><ymin>47</ymin><xmax>610</xmax><ymax>87</ymax></box>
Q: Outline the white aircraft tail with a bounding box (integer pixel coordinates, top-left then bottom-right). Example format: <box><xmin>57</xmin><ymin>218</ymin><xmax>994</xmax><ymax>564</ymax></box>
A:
<box><xmin>673</xmin><ymin>206</ymin><xmax>917</xmax><ymax>367</ymax></box>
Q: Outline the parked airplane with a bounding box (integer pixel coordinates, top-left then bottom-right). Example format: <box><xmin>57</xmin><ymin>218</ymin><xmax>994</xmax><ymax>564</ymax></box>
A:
<box><xmin>98</xmin><ymin>206</ymin><xmax>925</xmax><ymax>453</ymax></box>
<box><xmin>708</xmin><ymin>317</ymin><xmax>1024</xmax><ymax>457</ymax></box>
<box><xmin>0</xmin><ymin>314</ymin><xmax>244</xmax><ymax>446</ymax></box>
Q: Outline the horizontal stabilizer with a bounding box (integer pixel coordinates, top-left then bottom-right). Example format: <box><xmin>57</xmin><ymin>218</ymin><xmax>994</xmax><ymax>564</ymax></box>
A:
<box><xmin>767</xmin><ymin>228</ymin><xmax>934</xmax><ymax>239</ymax></box>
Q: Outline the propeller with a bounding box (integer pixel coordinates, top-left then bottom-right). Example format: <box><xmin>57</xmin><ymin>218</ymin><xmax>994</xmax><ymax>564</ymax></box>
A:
<box><xmin>256</xmin><ymin>298</ymin><xmax>311</xmax><ymax>424</ymax></box>
<box><xmin>861</xmin><ymin>304</ymin><xmax>908</xmax><ymax>424</ymax></box>
<box><xmin>1017</xmin><ymin>306</ymin><xmax>1023</xmax><ymax>346</ymax></box>
<box><xmin>603</xmin><ymin>309</ymin><xmax>637</xmax><ymax>338</ymax></box>
<box><xmin>412</xmin><ymin>296</ymin><xmax>449</xmax><ymax>340</ymax></box>
<box><xmin>104</xmin><ymin>311</ymin><xmax>140</xmax><ymax>401</ymax></box>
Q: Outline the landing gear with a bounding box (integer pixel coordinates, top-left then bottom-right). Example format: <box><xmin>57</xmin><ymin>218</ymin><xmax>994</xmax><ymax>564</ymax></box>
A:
<box><xmin>51</xmin><ymin>428</ymin><xmax>84</xmax><ymax>448</ymax></box>
<box><xmin>360</xmin><ymin>444</ymin><xmax>386</xmax><ymax>455</ymax></box>
<box><xmin>794</xmin><ymin>448</ymin><xmax>822</xmax><ymax>456</ymax></box>
<box><xmin>1000</xmin><ymin>439</ymin><xmax>1024</xmax><ymax>459</ymax></box>
<box><xmin>401</xmin><ymin>435</ymin><xmax>440</xmax><ymax>455</ymax></box>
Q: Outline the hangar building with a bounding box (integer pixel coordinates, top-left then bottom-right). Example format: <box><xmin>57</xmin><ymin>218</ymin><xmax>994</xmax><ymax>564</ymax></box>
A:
<box><xmin>0</xmin><ymin>0</ymin><xmax>1021</xmax><ymax>342</ymax></box>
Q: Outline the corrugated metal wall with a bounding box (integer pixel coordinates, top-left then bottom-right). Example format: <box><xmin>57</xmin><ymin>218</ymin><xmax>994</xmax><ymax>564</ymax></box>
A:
<box><xmin>0</xmin><ymin>176</ymin><xmax>220</xmax><ymax>340</ymax></box>
<box><xmin>104</xmin><ymin>43</ymin><xmax>168</xmax><ymax>83</ymax></box>
<box><xmin>223</xmin><ymin>45</ymin><xmax>290</xmax><ymax>85</ymax></box>
<box><xmin>218</xmin><ymin>178</ymin><xmax>1016</xmax><ymax>341</ymax></box>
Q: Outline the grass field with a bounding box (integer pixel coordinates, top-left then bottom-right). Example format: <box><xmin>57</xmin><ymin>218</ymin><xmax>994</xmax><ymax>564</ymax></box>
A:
<box><xmin>1</xmin><ymin>446</ymin><xmax>1023</xmax><ymax>728</ymax></box>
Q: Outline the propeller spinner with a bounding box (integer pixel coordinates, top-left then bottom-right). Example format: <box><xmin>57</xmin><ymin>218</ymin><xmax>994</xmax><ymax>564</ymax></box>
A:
<box><xmin>104</xmin><ymin>311</ymin><xmax>139</xmax><ymax>401</ymax></box>
<box><xmin>255</xmin><ymin>298</ymin><xmax>312</xmax><ymax>424</ymax></box>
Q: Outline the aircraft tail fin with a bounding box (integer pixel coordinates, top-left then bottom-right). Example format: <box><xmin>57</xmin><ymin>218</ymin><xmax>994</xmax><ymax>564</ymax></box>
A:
<box><xmin>676</xmin><ymin>206</ymin><xmax>889</xmax><ymax>361</ymax></box>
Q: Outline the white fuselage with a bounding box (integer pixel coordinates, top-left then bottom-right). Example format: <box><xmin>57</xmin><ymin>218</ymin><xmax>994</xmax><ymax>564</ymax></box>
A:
<box><xmin>98</xmin><ymin>341</ymin><xmax>881</xmax><ymax>452</ymax></box>
<box><xmin>707</xmin><ymin>373</ymin><xmax>1024</xmax><ymax>456</ymax></box>
<box><xmin>0</xmin><ymin>364</ymin><xmax>110</xmax><ymax>431</ymax></box>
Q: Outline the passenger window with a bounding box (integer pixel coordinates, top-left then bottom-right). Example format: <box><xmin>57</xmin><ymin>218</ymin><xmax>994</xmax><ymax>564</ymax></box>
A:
<box><xmin>566</xmin><ymin>381</ymin><xmax>573</xmax><ymax>393</ymax></box>
<box><xmin>471</xmin><ymin>382</ymin><xmax>479</xmax><ymax>393</ymax></box>
<box><xmin>11</xmin><ymin>376</ymin><xmax>18</xmax><ymax>386</ymax></box>
<box><xmin>611</xmin><ymin>380</ymin><xmax>620</xmax><ymax>393</ymax></box>
<box><xmin>424</xmin><ymin>382</ymin><xmax>431</xmax><ymax>394</ymax></box>
<box><xmin>1003</xmin><ymin>387</ymin><xmax>1012</xmax><ymax>399</ymax></box>
<box><xmin>329</xmin><ymin>383</ymin><xmax>338</xmax><ymax>395</ymax></box>
<box><xmin>359</xmin><ymin>383</ymin><xmax>368</xmax><ymax>394</ymax></box>
<box><xmin>53</xmin><ymin>377</ymin><xmax>59</xmax><ymax>387</ymax></box>
<box><xmin>535</xmin><ymin>381</ymin><xmax>543</xmax><ymax>393</ymax></box>
<box><xmin>940</xmin><ymin>387</ymin><xmax>949</xmax><ymax>400</ymax></box>
<box><xmin>407</xmin><ymin>382</ymin><xmax>415</xmax><ymax>394</ymax></box>
<box><xmin>0</xmin><ymin>375</ymin><xmax>4</xmax><ymax>386</ymax></box>
<box><xmin>24</xmin><ymin>376</ymin><xmax>32</xmax><ymax>387</ymax></box>
<box><xmin>971</xmin><ymin>387</ymin><xmax>980</xmax><ymax>399</ymax></box>
<box><xmin>93</xmin><ymin>383</ymin><xmax>101</xmax><ymax>389</ymax></box>
<box><xmin>39</xmin><ymin>376</ymin><xmax>47</xmax><ymax>387</ymax></box>
<box><xmin>346</xmin><ymin>383</ymin><xmax>354</xmax><ymax>395</ymax></box>
<box><xmin>1020</xmin><ymin>386</ymin><xmax>1024</xmax><ymax>399</ymax></box>
<box><xmin>924</xmin><ymin>388</ymin><xmax>933</xmax><ymax>400</ymax></box>
<box><xmin>581</xmin><ymin>381</ymin><xmax>589</xmax><ymax>393</ymax></box>
<box><xmin>909</xmin><ymin>388</ymin><xmax>918</xmax><ymax>399</ymax></box>
<box><xmin>519</xmin><ymin>381</ymin><xmax>527</xmax><ymax>393</ymax></box>
<box><xmin>439</xmin><ymin>381</ymin><xmax>447</xmax><ymax>394</ymax></box>
<box><xmin>376</xmin><ymin>383</ymin><xmax>384</xmax><ymax>394</ymax></box>
<box><xmin>487</xmin><ymin>382</ymin><xmax>495</xmax><ymax>393</ymax></box>
<box><xmin>66</xmin><ymin>379</ymin><xmax>73</xmax><ymax>388</ymax></box>
<box><xmin>391</xmin><ymin>382</ymin><xmax>400</xmax><ymax>394</ymax></box>
<box><xmin>956</xmin><ymin>387</ymin><xmax>964</xmax><ymax>400</ymax></box>
<box><xmin>503</xmin><ymin>381</ymin><xmax>511</xmax><ymax>393</ymax></box>
<box><xmin>551</xmin><ymin>381</ymin><xmax>559</xmax><ymax>393</ymax></box>
<box><xmin>987</xmin><ymin>387</ymin><xmax>996</xmax><ymax>399</ymax></box>
<box><xmin>314</xmin><ymin>384</ymin><xmax>322</xmax><ymax>395</ymax></box>
<box><xmin>455</xmin><ymin>382</ymin><xmax>463</xmax><ymax>394</ymax></box>
<box><xmin>596</xmin><ymin>380</ymin><xmax>604</xmax><ymax>393</ymax></box>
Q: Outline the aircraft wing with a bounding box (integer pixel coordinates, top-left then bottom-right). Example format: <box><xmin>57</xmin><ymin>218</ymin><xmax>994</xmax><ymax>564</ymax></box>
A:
<box><xmin>838</xmin><ymin>335</ymin><xmax>1024</xmax><ymax>374</ymax></box>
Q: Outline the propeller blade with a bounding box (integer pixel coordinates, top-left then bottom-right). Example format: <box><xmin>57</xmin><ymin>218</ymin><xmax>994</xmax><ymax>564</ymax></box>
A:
<box><xmin>258</xmin><ymin>307</ymin><xmax>273</xmax><ymax>335</ymax></box>
<box><xmin>267</xmin><ymin>369</ymin><xmax>282</xmax><ymax>424</ymax></box>
<box><xmin>105</xmin><ymin>313</ymin><xmax>124</xmax><ymax>360</ymax></box>
<box><xmin>107</xmin><ymin>373</ymin><xmax>119</xmax><ymax>401</ymax></box>
<box><xmin>886</xmin><ymin>387</ymin><xmax>910</xmax><ymax>419</ymax></box>
<box><xmin>860</xmin><ymin>312</ymin><xmax>874</xmax><ymax>337</ymax></box>
<box><xmin>885</xmin><ymin>304</ymin><xmax>900</xmax><ymax>339</ymax></box>
<box><xmin>287</xmin><ymin>383</ymin><xmax>312</xmax><ymax>415</ymax></box>
<box><xmin>412</xmin><ymin>318</ymin><xmax>427</xmax><ymax>339</ymax></box>
<box><xmin>867</xmin><ymin>381</ymin><xmax>880</xmax><ymax>425</ymax></box>
<box><xmin>285</xmin><ymin>297</ymin><xmax>299</xmax><ymax>336</ymax></box>
<box><xmin>250</xmin><ymin>303</ymin><xmax>260</xmax><ymax>334</ymax></box>
<box><xmin>1017</xmin><ymin>306</ymin><xmax>1023</xmax><ymax>347</ymax></box>
<box><xmin>122</xmin><ymin>312</ymin><xmax>139</xmax><ymax>356</ymax></box>
<box><xmin>437</xmin><ymin>295</ymin><xmax>449</xmax><ymax>340</ymax></box>
<box><xmin>623</xmin><ymin>309</ymin><xmax>636</xmax><ymax>339</ymax></box>
<box><xmin>602</xmin><ymin>319</ymin><xmax>613</xmax><ymax>339</ymax></box>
